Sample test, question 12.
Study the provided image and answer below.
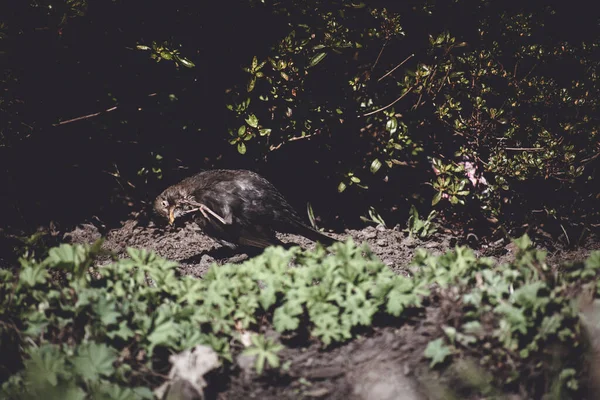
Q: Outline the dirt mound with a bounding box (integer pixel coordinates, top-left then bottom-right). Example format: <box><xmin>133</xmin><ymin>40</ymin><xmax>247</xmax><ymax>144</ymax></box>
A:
<box><xmin>66</xmin><ymin>220</ymin><xmax>453</xmax><ymax>277</ymax></box>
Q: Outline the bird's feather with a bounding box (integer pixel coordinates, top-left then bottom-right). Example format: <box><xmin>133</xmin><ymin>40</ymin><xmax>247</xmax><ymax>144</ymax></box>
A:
<box><xmin>155</xmin><ymin>169</ymin><xmax>338</xmax><ymax>249</ymax></box>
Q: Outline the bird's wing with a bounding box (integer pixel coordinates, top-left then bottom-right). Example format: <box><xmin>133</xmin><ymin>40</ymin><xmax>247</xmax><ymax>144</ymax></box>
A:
<box><xmin>187</xmin><ymin>184</ymin><xmax>284</xmax><ymax>249</ymax></box>
<box><xmin>237</xmin><ymin>228</ymin><xmax>282</xmax><ymax>248</ymax></box>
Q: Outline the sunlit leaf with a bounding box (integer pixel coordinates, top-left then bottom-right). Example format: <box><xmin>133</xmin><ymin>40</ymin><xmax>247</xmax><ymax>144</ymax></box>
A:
<box><xmin>370</xmin><ymin>159</ymin><xmax>382</xmax><ymax>174</ymax></box>
<box><xmin>237</xmin><ymin>142</ymin><xmax>247</xmax><ymax>154</ymax></box>
<box><xmin>308</xmin><ymin>52</ymin><xmax>327</xmax><ymax>68</ymax></box>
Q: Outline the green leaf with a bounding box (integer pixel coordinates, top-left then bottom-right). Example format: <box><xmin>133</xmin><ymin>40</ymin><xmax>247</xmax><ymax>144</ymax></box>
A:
<box><xmin>424</xmin><ymin>338</ymin><xmax>452</xmax><ymax>367</ymax></box>
<box><xmin>431</xmin><ymin>191</ymin><xmax>442</xmax><ymax>206</ymax></box>
<box><xmin>585</xmin><ymin>251</ymin><xmax>600</xmax><ymax>269</ymax></box>
<box><xmin>247</xmin><ymin>76</ymin><xmax>256</xmax><ymax>92</ymax></box>
<box><xmin>237</xmin><ymin>142</ymin><xmax>247</xmax><ymax>154</ymax></box>
<box><xmin>386</xmin><ymin>278</ymin><xmax>416</xmax><ymax>316</ymax></box>
<box><xmin>177</xmin><ymin>57</ymin><xmax>195</xmax><ymax>68</ymax></box>
<box><xmin>246</xmin><ymin>114</ymin><xmax>259</xmax><ymax>128</ymax></box>
<box><xmin>308</xmin><ymin>52</ymin><xmax>327</xmax><ymax>68</ymax></box>
<box><xmin>106</xmin><ymin>320</ymin><xmax>135</xmax><ymax>340</ymax></box>
<box><xmin>539</xmin><ymin>314</ymin><xmax>562</xmax><ymax>338</ymax></box>
<box><xmin>259</xmin><ymin>128</ymin><xmax>271</xmax><ymax>136</ymax></box>
<box><xmin>24</xmin><ymin>345</ymin><xmax>67</xmax><ymax>389</ymax></box>
<box><xmin>494</xmin><ymin>303</ymin><xmax>527</xmax><ymax>334</ymax></box>
<box><xmin>43</xmin><ymin>384</ymin><xmax>87</xmax><ymax>400</ymax></box>
<box><xmin>93</xmin><ymin>296</ymin><xmax>120</xmax><ymax>326</ymax></box>
<box><xmin>385</xmin><ymin>117</ymin><xmax>398</xmax><ymax>134</ymax></box>
<box><xmin>237</xmin><ymin>125</ymin><xmax>246</xmax><ymax>137</ymax></box>
<box><xmin>242</xmin><ymin>335</ymin><xmax>283</xmax><ymax>375</ymax></box>
<box><xmin>370</xmin><ymin>159</ymin><xmax>382</xmax><ymax>174</ymax></box>
<box><xmin>147</xmin><ymin>317</ymin><xmax>179</xmax><ymax>353</ymax></box>
<box><xmin>513</xmin><ymin>235</ymin><xmax>532</xmax><ymax>250</ymax></box>
<box><xmin>24</xmin><ymin>310</ymin><xmax>50</xmax><ymax>337</ymax></box>
<box><xmin>71</xmin><ymin>342</ymin><xmax>118</xmax><ymax>382</ymax></box>
<box><xmin>19</xmin><ymin>264</ymin><xmax>49</xmax><ymax>287</ymax></box>
<box><xmin>273</xmin><ymin>303</ymin><xmax>302</xmax><ymax>332</ymax></box>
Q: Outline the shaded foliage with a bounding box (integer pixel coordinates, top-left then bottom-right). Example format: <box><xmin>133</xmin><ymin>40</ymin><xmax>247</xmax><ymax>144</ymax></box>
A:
<box><xmin>0</xmin><ymin>0</ymin><xmax>598</xmax><ymax>237</ymax></box>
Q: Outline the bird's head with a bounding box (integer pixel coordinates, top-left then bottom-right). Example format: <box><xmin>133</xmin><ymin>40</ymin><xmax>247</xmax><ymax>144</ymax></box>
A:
<box><xmin>154</xmin><ymin>186</ymin><xmax>194</xmax><ymax>225</ymax></box>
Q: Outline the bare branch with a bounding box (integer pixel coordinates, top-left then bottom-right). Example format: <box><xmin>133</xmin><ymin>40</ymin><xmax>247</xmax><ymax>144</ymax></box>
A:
<box><xmin>371</xmin><ymin>42</ymin><xmax>387</xmax><ymax>72</ymax></box>
<box><xmin>378</xmin><ymin>54</ymin><xmax>414</xmax><ymax>82</ymax></box>
<box><xmin>504</xmin><ymin>147</ymin><xmax>545</xmax><ymax>151</ymax></box>
<box><xmin>53</xmin><ymin>93</ymin><xmax>158</xmax><ymax>127</ymax></box>
<box><xmin>269</xmin><ymin>132</ymin><xmax>318</xmax><ymax>151</ymax></box>
<box><xmin>53</xmin><ymin>107</ymin><xmax>118</xmax><ymax>126</ymax></box>
<box><xmin>361</xmin><ymin>86</ymin><xmax>414</xmax><ymax>117</ymax></box>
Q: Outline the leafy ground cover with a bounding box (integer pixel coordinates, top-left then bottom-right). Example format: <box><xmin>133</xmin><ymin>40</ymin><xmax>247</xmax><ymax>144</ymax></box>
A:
<box><xmin>1</xmin><ymin>220</ymin><xmax>600</xmax><ymax>399</ymax></box>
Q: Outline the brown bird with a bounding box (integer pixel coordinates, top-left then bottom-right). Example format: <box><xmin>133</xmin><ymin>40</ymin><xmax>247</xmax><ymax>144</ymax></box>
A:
<box><xmin>154</xmin><ymin>169</ymin><xmax>338</xmax><ymax>249</ymax></box>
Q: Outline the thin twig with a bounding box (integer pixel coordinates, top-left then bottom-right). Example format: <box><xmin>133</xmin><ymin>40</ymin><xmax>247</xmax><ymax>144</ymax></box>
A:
<box><xmin>412</xmin><ymin>92</ymin><xmax>424</xmax><ymax>110</ymax></box>
<box><xmin>560</xmin><ymin>224</ymin><xmax>570</xmax><ymax>246</ymax></box>
<box><xmin>435</xmin><ymin>67</ymin><xmax>452</xmax><ymax>95</ymax></box>
<box><xmin>183</xmin><ymin>201</ymin><xmax>228</xmax><ymax>224</ymax></box>
<box><xmin>378</xmin><ymin>54</ymin><xmax>414</xmax><ymax>82</ymax></box>
<box><xmin>199</xmin><ymin>205</ymin><xmax>227</xmax><ymax>225</ymax></box>
<box><xmin>361</xmin><ymin>86</ymin><xmax>414</xmax><ymax>117</ymax></box>
<box><xmin>521</xmin><ymin>63</ymin><xmax>539</xmax><ymax>82</ymax></box>
<box><xmin>371</xmin><ymin>42</ymin><xmax>387</xmax><ymax>72</ymax></box>
<box><xmin>269</xmin><ymin>132</ymin><xmax>317</xmax><ymax>151</ymax></box>
<box><xmin>580</xmin><ymin>151</ymin><xmax>600</xmax><ymax>164</ymax></box>
<box><xmin>504</xmin><ymin>147</ymin><xmax>545</xmax><ymax>151</ymax></box>
<box><xmin>53</xmin><ymin>107</ymin><xmax>118</xmax><ymax>126</ymax></box>
<box><xmin>53</xmin><ymin>93</ymin><xmax>158</xmax><ymax>126</ymax></box>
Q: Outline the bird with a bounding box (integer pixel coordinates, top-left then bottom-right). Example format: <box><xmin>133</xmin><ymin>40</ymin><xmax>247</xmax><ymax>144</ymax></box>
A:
<box><xmin>153</xmin><ymin>169</ymin><xmax>338</xmax><ymax>250</ymax></box>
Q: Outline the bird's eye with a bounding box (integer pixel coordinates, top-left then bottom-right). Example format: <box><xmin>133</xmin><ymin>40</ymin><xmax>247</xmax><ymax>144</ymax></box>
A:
<box><xmin>161</xmin><ymin>200</ymin><xmax>169</xmax><ymax>208</ymax></box>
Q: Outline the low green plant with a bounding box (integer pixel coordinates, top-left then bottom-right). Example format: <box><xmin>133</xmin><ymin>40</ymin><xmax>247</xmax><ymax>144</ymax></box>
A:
<box><xmin>241</xmin><ymin>334</ymin><xmax>284</xmax><ymax>375</ymax></box>
<box><xmin>360</xmin><ymin>206</ymin><xmax>387</xmax><ymax>228</ymax></box>
<box><xmin>1</xmin><ymin>235</ymin><xmax>599</xmax><ymax>398</ymax></box>
<box><xmin>414</xmin><ymin>236</ymin><xmax>600</xmax><ymax>398</ymax></box>
<box><xmin>0</xmin><ymin>238</ymin><xmax>429</xmax><ymax>398</ymax></box>
<box><xmin>406</xmin><ymin>205</ymin><xmax>438</xmax><ymax>239</ymax></box>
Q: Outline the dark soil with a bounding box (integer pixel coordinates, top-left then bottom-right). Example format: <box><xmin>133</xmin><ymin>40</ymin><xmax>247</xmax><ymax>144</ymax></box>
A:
<box><xmin>59</xmin><ymin>220</ymin><xmax>600</xmax><ymax>399</ymax></box>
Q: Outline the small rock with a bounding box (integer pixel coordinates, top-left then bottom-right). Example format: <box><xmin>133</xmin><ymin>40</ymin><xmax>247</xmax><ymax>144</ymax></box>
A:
<box><xmin>375</xmin><ymin>239</ymin><xmax>387</xmax><ymax>247</ymax></box>
<box><xmin>350</xmin><ymin>361</ymin><xmax>425</xmax><ymax>400</ymax></box>
<box><xmin>362</xmin><ymin>229</ymin><xmax>377</xmax><ymax>240</ymax></box>
<box><xmin>236</xmin><ymin>352</ymin><xmax>257</xmax><ymax>382</ymax></box>
<box><xmin>63</xmin><ymin>223</ymin><xmax>101</xmax><ymax>244</ymax></box>
<box><xmin>154</xmin><ymin>345</ymin><xmax>221</xmax><ymax>400</ymax></box>
<box><xmin>304</xmin><ymin>387</ymin><xmax>330</xmax><ymax>398</ymax></box>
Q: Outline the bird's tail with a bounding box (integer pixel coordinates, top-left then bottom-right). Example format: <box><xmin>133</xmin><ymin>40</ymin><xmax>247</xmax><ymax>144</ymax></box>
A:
<box><xmin>293</xmin><ymin>222</ymin><xmax>339</xmax><ymax>247</ymax></box>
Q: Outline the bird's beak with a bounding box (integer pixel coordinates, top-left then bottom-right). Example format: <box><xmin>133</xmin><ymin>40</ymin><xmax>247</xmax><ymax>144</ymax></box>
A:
<box><xmin>168</xmin><ymin>206</ymin><xmax>175</xmax><ymax>225</ymax></box>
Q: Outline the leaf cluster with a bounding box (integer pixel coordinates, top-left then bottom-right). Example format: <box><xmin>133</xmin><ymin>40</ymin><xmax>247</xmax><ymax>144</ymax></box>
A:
<box><xmin>0</xmin><ymin>238</ymin><xmax>428</xmax><ymax>396</ymax></box>
<box><xmin>415</xmin><ymin>236</ymin><xmax>600</xmax><ymax>398</ymax></box>
<box><xmin>2</xmin><ymin>235</ymin><xmax>600</xmax><ymax>399</ymax></box>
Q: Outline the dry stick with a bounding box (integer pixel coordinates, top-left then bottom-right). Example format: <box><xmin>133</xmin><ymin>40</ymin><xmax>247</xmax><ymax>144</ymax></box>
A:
<box><xmin>53</xmin><ymin>93</ymin><xmax>158</xmax><ymax>126</ymax></box>
<box><xmin>200</xmin><ymin>205</ymin><xmax>228</xmax><ymax>224</ymax></box>
<box><xmin>371</xmin><ymin>42</ymin><xmax>387</xmax><ymax>72</ymax></box>
<box><xmin>504</xmin><ymin>147</ymin><xmax>545</xmax><ymax>151</ymax></box>
<box><xmin>378</xmin><ymin>54</ymin><xmax>414</xmax><ymax>82</ymax></box>
<box><xmin>435</xmin><ymin>67</ymin><xmax>452</xmax><ymax>95</ymax></box>
<box><xmin>361</xmin><ymin>86</ymin><xmax>414</xmax><ymax>118</ymax></box>
<box><xmin>183</xmin><ymin>200</ymin><xmax>228</xmax><ymax>224</ymax></box>
<box><xmin>580</xmin><ymin>151</ymin><xmax>600</xmax><ymax>164</ymax></box>
<box><xmin>53</xmin><ymin>107</ymin><xmax>118</xmax><ymax>126</ymax></box>
<box><xmin>269</xmin><ymin>132</ymin><xmax>317</xmax><ymax>151</ymax></box>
